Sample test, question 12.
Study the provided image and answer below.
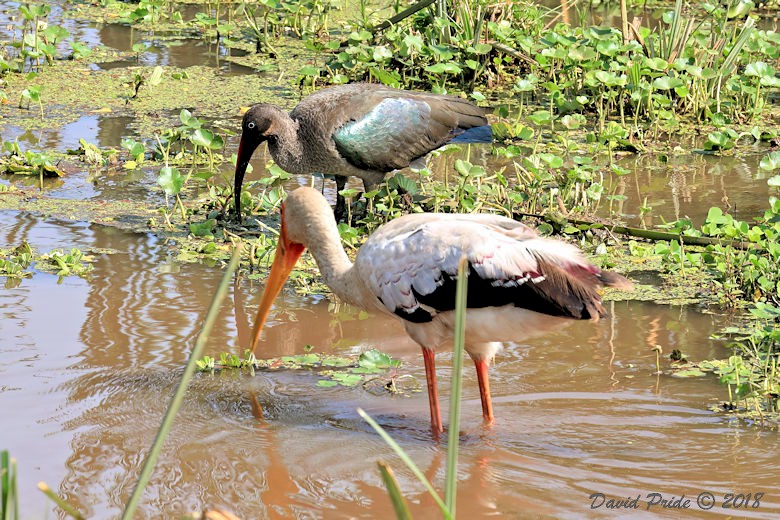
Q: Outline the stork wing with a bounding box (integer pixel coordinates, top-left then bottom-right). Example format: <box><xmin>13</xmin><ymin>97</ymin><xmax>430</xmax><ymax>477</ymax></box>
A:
<box><xmin>356</xmin><ymin>213</ymin><xmax>618</xmax><ymax>323</ymax></box>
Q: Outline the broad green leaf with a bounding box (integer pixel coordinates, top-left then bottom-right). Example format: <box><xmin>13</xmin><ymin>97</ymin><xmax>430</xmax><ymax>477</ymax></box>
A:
<box><xmin>157</xmin><ymin>166</ymin><xmax>184</xmax><ymax>195</ymax></box>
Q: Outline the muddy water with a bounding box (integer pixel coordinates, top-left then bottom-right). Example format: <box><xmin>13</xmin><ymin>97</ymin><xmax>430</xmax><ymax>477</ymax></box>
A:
<box><xmin>2</xmin><ymin>210</ymin><xmax>779</xmax><ymax>519</ymax></box>
<box><xmin>602</xmin><ymin>149</ymin><xmax>775</xmax><ymax>227</ymax></box>
<box><xmin>2</xmin><ymin>2</ymin><xmax>779</xmax><ymax>517</ymax></box>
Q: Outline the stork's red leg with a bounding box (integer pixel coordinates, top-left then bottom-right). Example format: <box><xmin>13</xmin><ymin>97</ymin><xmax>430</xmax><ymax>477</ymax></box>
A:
<box><xmin>474</xmin><ymin>358</ymin><xmax>494</xmax><ymax>424</ymax></box>
<box><xmin>421</xmin><ymin>347</ymin><xmax>443</xmax><ymax>434</ymax></box>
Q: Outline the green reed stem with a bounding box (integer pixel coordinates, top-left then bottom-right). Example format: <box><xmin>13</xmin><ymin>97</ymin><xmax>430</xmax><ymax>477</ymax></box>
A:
<box><xmin>377</xmin><ymin>461</ymin><xmax>413</xmax><ymax>520</ymax></box>
<box><xmin>357</xmin><ymin>408</ymin><xmax>451</xmax><ymax>519</ymax></box>
<box><xmin>37</xmin><ymin>482</ymin><xmax>83</xmax><ymax>520</ymax></box>
<box><xmin>121</xmin><ymin>246</ymin><xmax>242</xmax><ymax>520</ymax></box>
<box><xmin>360</xmin><ymin>258</ymin><xmax>468</xmax><ymax>520</ymax></box>
<box><xmin>1</xmin><ymin>451</ymin><xmax>19</xmax><ymax>520</ymax></box>
<box><xmin>444</xmin><ymin>255</ymin><xmax>468</xmax><ymax>515</ymax></box>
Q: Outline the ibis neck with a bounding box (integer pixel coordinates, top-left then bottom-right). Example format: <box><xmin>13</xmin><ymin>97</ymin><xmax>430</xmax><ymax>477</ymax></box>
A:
<box><xmin>267</xmin><ymin>115</ymin><xmax>304</xmax><ymax>173</ymax></box>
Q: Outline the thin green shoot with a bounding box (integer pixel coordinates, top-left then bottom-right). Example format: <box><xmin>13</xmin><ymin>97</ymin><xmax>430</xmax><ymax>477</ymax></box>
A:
<box><xmin>37</xmin><ymin>482</ymin><xmax>83</xmax><ymax>520</ymax></box>
<box><xmin>121</xmin><ymin>246</ymin><xmax>242</xmax><ymax>520</ymax></box>
<box><xmin>1</xmin><ymin>450</ymin><xmax>19</xmax><ymax>520</ymax></box>
<box><xmin>445</xmin><ymin>255</ymin><xmax>468</xmax><ymax>514</ymax></box>
<box><xmin>377</xmin><ymin>461</ymin><xmax>413</xmax><ymax>520</ymax></box>
<box><xmin>357</xmin><ymin>408</ymin><xmax>451</xmax><ymax>519</ymax></box>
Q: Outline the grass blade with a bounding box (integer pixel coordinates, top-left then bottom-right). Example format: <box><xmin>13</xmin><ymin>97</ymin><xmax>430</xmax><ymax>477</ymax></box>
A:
<box><xmin>1</xmin><ymin>451</ymin><xmax>18</xmax><ymax>520</ymax></box>
<box><xmin>1</xmin><ymin>451</ymin><xmax>8</xmax><ymax>520</ymax></box>
<box><xmin>357</xmin><ymin>408</ymin><xmax>451</xmax><ymax>519</ymax></box>
<box><xmin>377</xmin><ymin>461</ymin><xmax>413</xmax><ymax>520</ymax></box>
<box><xmin>37</xmin><ymin>482</ymin><xmax>83</xmax><ymax>520</ymax></box>
<box><xmin>444</xmin><ymin>255</ymin><xmax>468</xmax><ymax>515</ymax></box>
<box><xmin>121</xmin><ymin>246</ymin><xmax>243</xmax><ymax>520</ymax></box>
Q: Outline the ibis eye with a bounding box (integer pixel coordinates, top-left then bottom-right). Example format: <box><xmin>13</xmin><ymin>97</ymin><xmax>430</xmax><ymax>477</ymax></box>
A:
<box><xmin>247</xmin><ymin>121</ymin><xmax>256</xmax><ymax>129</ymax></box>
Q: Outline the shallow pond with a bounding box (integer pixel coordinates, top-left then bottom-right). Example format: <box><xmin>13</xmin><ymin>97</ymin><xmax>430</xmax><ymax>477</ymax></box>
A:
<box><xmin>2</xmin><ymin>1</ymin><xmax>780</xmax><ymax>518</ymax></box>
<box><xmin>2</xmin><ymin>210</ymin><xmax>780</xmax><ymax>519</ymax></box>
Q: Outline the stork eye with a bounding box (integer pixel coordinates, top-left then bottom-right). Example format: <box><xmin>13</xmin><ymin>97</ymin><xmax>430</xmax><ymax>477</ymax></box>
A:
<box><xmin>247</xmin><ymin>121</ymin><xmax>256</xmax><ymax>129</ymax></box>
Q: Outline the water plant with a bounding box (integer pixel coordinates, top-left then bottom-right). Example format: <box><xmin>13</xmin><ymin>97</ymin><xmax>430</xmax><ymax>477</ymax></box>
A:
<box><xmin>196</xmin><ymin>347</ymin><xmax>410</xmax><ymax>391</ymax></box>
<box><xmin>293</xmin><ymin>0</ymin><xmax>779</xmax><ymax>132</ymax></box>
<box><xmin>358</xmin><ymin>255</ymin><xmax>469</xmax><ymax>519</ymax></box>
<box><xmin>0</xmin><ymin>242</ymin><xmax>33</xmax><ymax>279</ymax></box>
<box><xmin>18</xmin><ymin>82</ymin><xmax>43</xmax><ymax>118</ymax></box>
<box><xmin>157</xmin><ymin>165</ymin><xmax>187</xmax><ymax>225</ymax></box>
<box><xmin>154</xmin><ymin>109</ymin><xmax>225</xmax><ymax>169</ymax></box>
<box><xmin>1</xmin><ymin>451</ymin><xmax>18</xmax><ymax>520</ymax></box>
<box><xmin>121</xmin><ymin>248</ymin><xmax>242</xmax><ymax>520</ymax></box>
<box><xmin>39</xmin><ymin>248</ymin><xmax>94</xmax><ymax>278</ymax></box>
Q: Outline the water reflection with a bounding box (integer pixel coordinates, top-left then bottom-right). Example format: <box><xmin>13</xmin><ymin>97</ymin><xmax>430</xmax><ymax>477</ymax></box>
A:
<box><xmin>603</xmin><ymin>150</ymin><xmax>772</xmax><ymax>226</ymax></box>
<box><xmin>3</xmin><ymin>201</ymin><xmax>780</xmax><ymax>519</ymax></box>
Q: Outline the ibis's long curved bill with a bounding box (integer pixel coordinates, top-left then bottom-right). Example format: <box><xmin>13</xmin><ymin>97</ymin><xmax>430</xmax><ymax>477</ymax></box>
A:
<box><xmin>233</xmin><ymin>136</ymin><xmax>258</xmax><ymax>219</ymax></box>
<box><xmin>249</xmin><ymin>220</ymin><xmax>305</xmax><ymax>354</ymax></box>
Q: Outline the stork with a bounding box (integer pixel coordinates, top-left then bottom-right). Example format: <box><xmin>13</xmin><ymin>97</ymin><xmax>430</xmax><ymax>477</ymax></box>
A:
<box><xmin>248</xmin><ymin>187</ymin><xmax>632</xmax><ymax>433</ymax></box>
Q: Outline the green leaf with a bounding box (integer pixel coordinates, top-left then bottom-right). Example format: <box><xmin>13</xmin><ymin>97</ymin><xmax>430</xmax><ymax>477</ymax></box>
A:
<box><xmin>644</xmin><ymin>57</ymin><xmax>668</xmax><ymax>71</ymax></box>
<box><xmin>389</xmin><ymin>173</ymin><xmax>418</xmax><ymax>195</ymax></box>
<box><xmin>148</xmin><ymin>65</ymin><xmax>163</xmax><ymax>87</ymax></box>
<box><xmin>331</xmin><ymin>373</ymin><xmax>363</xmax><ymax>386</ymax></box>
<box><xmin>157</xmin><ymin>166</ymin><xmax>184</xmax><ymax>195</ymax></box>
<box><xmin>706</xmin><ymin>207</ymin><xmax>724</xmax><ymax>223</ymax></box>
<box><xmin>189</xmin><ymin>219</ymin><xmax>216</xmax><ymax>237</ymax></box>
<box><xmin>358</xmin><ymin>349</ymin><xmax>393</xmax><ymax>369</ymax></box>
<box><xmin>672</xmin><ymin>368</ymin><xmax>707</xmax><ymax>377</ymax></box>
<box><xmin>179</xmin><ymin>109</ymin><xmax>199</xmax><ymax>128</ymax></box>
<box><xmin>652</xmin><ymin>76</ymin><xmax>684</xmax><ymax>90</ymax></box>
<box><xmin>568</xmin><ymin>46</ymin><xmax>597</xmax><ymax>61</ymax></box>
<box><xmin>425</xmin><ymin>62</ymin><xmax>462</xmax><ymax>74</ymax></box>
<box><xmin>727</xmin><ymin>0</ymin><xmax>754</xmax><ymax>19</ymax></box>
<box><xmin>759</xmin><ymin>151</ymin><xmax>780</xmax><ymax>171</ymax></box>
<box><xmin>527</xmin><ymin>110</ymin><xmax>552</xmax><ymax>125</ymax></box>
<box><xmin>190</xmin><ymin>128</ymin><xmax>215</xmax><ymax>148</ymax></box>
<box><xmin>372</xmin><ymin>45</ymin><xmax>393</xmax><ymax>62</ymax></box>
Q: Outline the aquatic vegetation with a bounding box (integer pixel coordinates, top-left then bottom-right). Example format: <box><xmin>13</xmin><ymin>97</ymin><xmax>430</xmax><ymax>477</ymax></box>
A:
<box><xmin>1</xmin><ymin>451</ymin><xmax>19</xmax><ymax>520</ymax></box>
<box><xmin>68</xmin><ymin>138</ymin><xmax>119</xmax><ymax>168</ymax></box>
<box><xmin>154</xmin><ymin>109</ymin><xmax>225</xmax><ymax>169</ymax></box>
<box><xmin>120</xmin><ymin>138</ymin><xmax>146</xmax><ymax>168</ymax></box>
<box><xmin>39</xmin><ymin>248</ymin><xmax>94</xmax><ymax>277</ymax></box>
<box><xmin>0</xmin><ymin>242</ymin><xmax>33</xmax><ymax>279</ymax></box>
<box><xmin>0</xmin><ymin>243</ymin><xmax>94</xmax><ymax>279</ymax></box>
<box><xmin>313</xmin><ymin>0</ymin><xmax>780</xmax><ymax>130</ymax></box>
<box><xmin>196</xmin><ymin>347</ymin><xmax>412</xmax><ymax>392</ymax></box>
<box><xmin>646</xmin><ymin>150</ymin><xmax>780</xmax><ymax>422</ymax></box>
<box><xmin>670</xmin><ymin>304</ymin><xmax>780</xmax><ymax>425</ymax></box>
<box><xmin>0</xmin><ymin>3</ymin><xmax>95</xmax><ymax>76</ymax></box>
<box><xmin>654</xmin><ymin>203</ymin><xmax>780</xmax><ymax>307</ymax></box>
<box><xmin>0</xmin><ymin>140</ymin><xmax>63</xmax><ymax>178</ymax></box>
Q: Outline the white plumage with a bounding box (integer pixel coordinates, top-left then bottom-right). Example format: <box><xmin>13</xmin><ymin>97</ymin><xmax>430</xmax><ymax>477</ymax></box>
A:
<box><xmin>249</xmin><ymin>187</ymin><xmax>632</xmax><ymax>434</ymax></box>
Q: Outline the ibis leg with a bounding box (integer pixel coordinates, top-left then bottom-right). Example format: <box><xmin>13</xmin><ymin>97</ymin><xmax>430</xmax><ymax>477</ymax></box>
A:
<box><xmin>334</xmin><ymin>176</ymin><xmax>347</xmax><ymax>223</ymax></box>
<box><xmin>474</xmin><ymin>358</ymin><xmax>494</xmax><ymax>425</ymax></box>
<box><xmin>422</xmin><ymin>347</ymin><xmax>443</xmax><ymax>434</ymax></box>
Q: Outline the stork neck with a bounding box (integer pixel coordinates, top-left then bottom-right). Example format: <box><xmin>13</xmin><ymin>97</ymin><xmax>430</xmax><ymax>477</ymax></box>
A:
<box><xmin>304</xmin><ymin>220</ymin><xmax>365</xmax><ymax>308</ymax></box>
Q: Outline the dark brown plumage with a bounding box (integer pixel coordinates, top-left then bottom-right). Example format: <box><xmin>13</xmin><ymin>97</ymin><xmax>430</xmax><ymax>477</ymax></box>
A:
<box><xmin>233</xmin><ymin>83</ymin><xmax>491</xmax><ymax>220</ymax></box>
